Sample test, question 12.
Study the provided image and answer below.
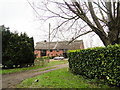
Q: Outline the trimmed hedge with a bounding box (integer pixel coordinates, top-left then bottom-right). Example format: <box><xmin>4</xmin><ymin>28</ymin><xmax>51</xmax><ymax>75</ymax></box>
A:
<box><xmin>68</xmin><ymin>44</ymin><xmax>120</xmax><ymax>87</ymax></box>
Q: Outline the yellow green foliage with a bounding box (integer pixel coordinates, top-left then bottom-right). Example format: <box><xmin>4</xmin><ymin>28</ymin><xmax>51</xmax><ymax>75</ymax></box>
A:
<box><xmin>68</xmin><ymin>44</ymin><xmax>120</xmax><ymax>87</ymax></box>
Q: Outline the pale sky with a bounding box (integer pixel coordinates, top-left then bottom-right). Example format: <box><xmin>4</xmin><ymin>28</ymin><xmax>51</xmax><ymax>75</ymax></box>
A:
<box><xmin>0</xmin><ymin>0</ymin><xmax>46</xmax><ymax>44</ymax></box>
<box><xmin>0</xmin><ymin>0</ymin><xmax>104</xmax><ymax>48</ymax></box>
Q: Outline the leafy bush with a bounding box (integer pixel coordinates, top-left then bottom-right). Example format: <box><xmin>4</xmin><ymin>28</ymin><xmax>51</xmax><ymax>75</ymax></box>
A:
<box><xmin>1</xmin><ymin>25</ymin><xmax>35</xmax><ymax>68</ymax></box>
<box><xmin>37</xmin><ymin>56</ymin><xmax>48</xmax><ymax>60</ymax></box>
<box><xmin>37</xmin><ymin>56</ymin><xmax>54</xmax><ymax>60</ymax></box>
<box><xmin>68</xmin><ymin>44</ymin><xmax>120</xmax><ymax>87</ymax></box>
<box><xmin>49</xmin><ymin>56</ymin><xmax>55</xmax><ymax>59</ymax></box>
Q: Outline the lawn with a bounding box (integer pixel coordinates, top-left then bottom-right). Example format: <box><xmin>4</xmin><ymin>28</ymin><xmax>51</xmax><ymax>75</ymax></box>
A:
<box><xmin>2</xmin><ymin>60</ymin><xmax>68</xmax><ymax>74</ymax></box>
<box><xmin>17</xmin><ymin>67</ymin><xmax>110</xmax><ymax>88</ymax></box>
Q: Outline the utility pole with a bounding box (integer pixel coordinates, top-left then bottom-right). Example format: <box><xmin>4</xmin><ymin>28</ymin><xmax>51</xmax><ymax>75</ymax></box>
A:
<box><xmin>48</xmin><ymin>23</ymin><xmax>50</xmax><ymax>63</ymax></box>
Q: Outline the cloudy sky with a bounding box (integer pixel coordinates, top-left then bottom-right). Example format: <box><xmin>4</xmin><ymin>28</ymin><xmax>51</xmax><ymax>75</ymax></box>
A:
<box><xmin>0</xmin><ymin>0</ymin><xmax>104</xmax><ymax>48</ymax></box>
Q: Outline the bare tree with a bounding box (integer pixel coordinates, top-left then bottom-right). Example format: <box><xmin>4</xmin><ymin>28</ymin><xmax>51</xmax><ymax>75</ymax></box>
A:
<box><xmin>31</xmin><ymin>0</ymin><xmax>120</xmax><ymax>46</ymax></box>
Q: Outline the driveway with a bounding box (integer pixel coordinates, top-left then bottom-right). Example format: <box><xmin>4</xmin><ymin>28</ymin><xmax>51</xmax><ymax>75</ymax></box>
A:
<box><xmin>2</xmin><ymin>63</ymin><xmax>68</xmax><ymax>88</ymax></box>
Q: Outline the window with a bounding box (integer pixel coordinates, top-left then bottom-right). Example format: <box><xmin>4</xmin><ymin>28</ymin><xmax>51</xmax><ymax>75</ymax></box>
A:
<box><xmin>41</xmin><ymin>50</ymin><xmax>46</xmax><ymax>56</ymax></box>
<box><xmin>35</xmin><ymin>54</ymin><xmax>38</xmax><ymax>57</ymax></box>
<box><xmin>50</xmin><ymin>49</ymin><xmax>52</xmax><ymax>52</ymax></box>
<box><xmin>41</xmin><ymin>50</ymin><xmax>43</xmax><ymax>53</ymax></box>
<box><xmin>63</xmin><ymin>49</ymin><xmax>68</xmax><ymax>53</ymax></box>
<box><xmin>57</xmin><ymin>49</ymin><xmax>59</xmax><ymax>52</ymax></box>
<box><xmin>41</xmin><ymin>50</ymin><xmax>46</xmax><ymax>53</ymax></box>
<box><xmin>63</xmin><ymin>49</ymin><xmax>65</xmax><ymax>52</ymax></box>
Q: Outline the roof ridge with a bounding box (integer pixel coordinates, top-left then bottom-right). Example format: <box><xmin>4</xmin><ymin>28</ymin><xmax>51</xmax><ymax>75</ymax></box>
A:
<box><xmin>35</xmin><ymin>40</ymin><xmax>84</xmax><ymax>50</ymax></box>
<box><xmin>36</xmin><ymin>40</ymin><xmax>83</xmax><ymax>44</ymax></box>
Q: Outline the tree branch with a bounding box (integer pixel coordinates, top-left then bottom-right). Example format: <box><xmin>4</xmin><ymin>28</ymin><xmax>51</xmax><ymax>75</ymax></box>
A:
<box><xmin>88</xmin><ymin>2</ymin><xmax>107</xmax><ymax>35</ymax></box>
<box><xmin>93</xmin><ymin>1</ymin><xmax>108</xmax><ymax>14</ymax></box>
<box><xmin>67</xmin><ymin>30</ymin><xmax>93</xmax><ymax>45</ymax></box>
<box><xmin>116</xmin><ymin>1</ymin><xmax>120</xmax><ymax>26</ymax></box>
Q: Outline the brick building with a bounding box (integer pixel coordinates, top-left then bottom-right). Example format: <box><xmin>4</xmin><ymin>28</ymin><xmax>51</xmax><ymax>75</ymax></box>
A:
<box><xmin>34</xmin><ymin>40</ymin><xmax>84</xmax><ymax>58</ymax></box>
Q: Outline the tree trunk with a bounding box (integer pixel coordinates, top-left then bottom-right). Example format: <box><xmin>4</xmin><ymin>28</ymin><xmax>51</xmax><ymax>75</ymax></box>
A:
<box><xmin>108</xmin><ymin>17</ymin><xmax>120</xmax><ymax>45</ymax></box>
<box><xmin>93</xmin><ymin>29</ymin><xmax>111</xmax><ymax>46</ymax></box>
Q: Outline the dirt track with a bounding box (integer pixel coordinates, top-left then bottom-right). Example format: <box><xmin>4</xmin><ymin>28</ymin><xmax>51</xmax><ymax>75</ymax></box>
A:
<box><xmin>2</xmin><ymin>63</ymin><xmax>68</xmax><ymax>88</ymax></box>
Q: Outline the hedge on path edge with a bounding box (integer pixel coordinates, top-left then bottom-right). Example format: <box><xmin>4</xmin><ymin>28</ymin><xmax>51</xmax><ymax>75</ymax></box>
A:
<box><xmin>68</xmin><ymin>44</ymin><xmax>120</xmax><ymax>87</ymax></box>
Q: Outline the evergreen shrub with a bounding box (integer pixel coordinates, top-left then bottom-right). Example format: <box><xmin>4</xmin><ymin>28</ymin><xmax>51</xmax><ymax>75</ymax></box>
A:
<box><xmin>1</xmin><ymin>25</ymin><xmax>35</xmax><ymax>68</ymax></box>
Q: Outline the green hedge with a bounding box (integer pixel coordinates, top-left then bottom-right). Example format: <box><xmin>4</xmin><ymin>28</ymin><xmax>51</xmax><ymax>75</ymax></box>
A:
<box><xmin>68</xmin><ymin>44</ymin><xmax>120</xmax><ymax>87</ymax></box>
<box><xmin>1</xmin><ymin>25</ymin><xmax>35</xmax><ymax>68</ymax></box>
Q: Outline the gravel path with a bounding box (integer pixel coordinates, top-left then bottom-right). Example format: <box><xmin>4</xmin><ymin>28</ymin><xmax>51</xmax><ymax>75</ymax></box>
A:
<box><xmin>2</xmin><ymin>63</ymin><xmax>68</xmax><ymax>88</ymax></box>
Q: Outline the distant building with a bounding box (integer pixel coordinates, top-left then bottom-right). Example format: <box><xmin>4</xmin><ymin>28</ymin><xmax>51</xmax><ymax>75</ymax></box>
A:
<box><xmin>34</xmin><ymin>40</ymin><xmax>84</xmax><ymax>58</ymax></box>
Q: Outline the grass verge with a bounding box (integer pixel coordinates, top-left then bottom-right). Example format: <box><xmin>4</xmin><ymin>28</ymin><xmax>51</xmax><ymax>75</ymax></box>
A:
<box><xmin>2</xmin><ymin>60</ymin><xmax>68</xmax><ymax>74</ymax></box>
<box><xmin>17</xmin><ymin>67</ymin><xmax>110</xmax><ymax>88</ymax></box>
